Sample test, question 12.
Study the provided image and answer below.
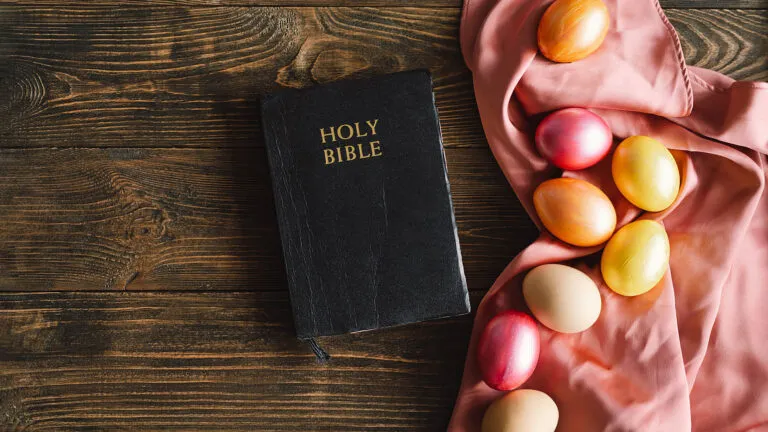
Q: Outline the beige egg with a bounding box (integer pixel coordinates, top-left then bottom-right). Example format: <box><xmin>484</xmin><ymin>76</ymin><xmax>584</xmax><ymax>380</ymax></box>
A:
<box><xmin>523</xmin><ymin>264</ymin><xmax>601</xmax><ymax>333</ymax></box>
<box><xmin>482</xmin><ymin>389</ymin><xmax>559</xmax><ymax>432</ymax></box>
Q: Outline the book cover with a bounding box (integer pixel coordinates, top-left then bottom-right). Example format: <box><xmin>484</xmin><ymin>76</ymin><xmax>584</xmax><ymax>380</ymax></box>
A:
<box><xmin>261</xmin><ymin>70</ymin><xmax>470</xmax><ymax>339</ymax></box>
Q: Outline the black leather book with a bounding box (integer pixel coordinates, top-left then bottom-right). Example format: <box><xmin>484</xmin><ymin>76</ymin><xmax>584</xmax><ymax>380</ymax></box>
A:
<box><xmin>261</xmin><ymin>70</ymin><xmax>469</xmax><ymax>339</ymax></box>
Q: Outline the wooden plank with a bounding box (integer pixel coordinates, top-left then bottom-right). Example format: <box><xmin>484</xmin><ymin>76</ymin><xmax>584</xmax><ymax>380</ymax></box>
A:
<box><xmin>0</xmin><ymin>6</ymin><xmax>485</xmax><ymax>149</ymax></box>
<box><xmin>0</xmin><ymin>147</ymin><xmax>537</xmax><ymax>293</ymax></box>
<box><xmin>0</xmin><ymin>1</ymin><xmax>762</xmax><ymax>8</ymax></box>
<box><xmin>668</xmin><ymin>9</ymin><xmax>767</xmax><ymax>81</ymax></box>
<box><xmin>0</xmin><ymin>291</ymin><xmax>477</xmax><ymax>431</ymax></box>
<box><xmin>1</xmin><ymin>7</ymin><xmax>765</xmax><ymax>150</ymax></box>
<box><xmin>662</xmin><ymin>0</ymin><xmax>766</xmax><ymax>7</ymax></box>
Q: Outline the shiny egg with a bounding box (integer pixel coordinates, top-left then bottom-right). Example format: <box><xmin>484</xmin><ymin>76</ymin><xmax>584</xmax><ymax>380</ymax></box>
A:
<box><xmin>535</xmin><ymin>108</ymin><xmax>612</xmax><ymax>171</ymax></box>
<box><xmin>533</xmin><ymin>178</ymin><xmax>617</xmax><ymax>247</ymax></box>
<box><xmin>601</xmin><ymin>219</ymin><xmax>670</xmax><ymax>296</ymax></box>
<box><xmin>477</xmin><ymin>311</ymin><xmax>540</xmax><ymax>391</ymax></box>
<box><xmin>523</xmin><ymin>264</ymin><xmax>602</xmax><ymax>333</ymax></box>
<box><xmin>537</xmin><ymin>0</ymin><xmax>611</xmax><ymax>63</ymax></box>
<box><xmin>482</xmin><ymin>389</ymin><xmax>559</xmax><ymax>432</ymax></box>
<box><xmin>612</xmin><ymin>135</ymin><xmax>680</xmax><ymax>212</ymax></box>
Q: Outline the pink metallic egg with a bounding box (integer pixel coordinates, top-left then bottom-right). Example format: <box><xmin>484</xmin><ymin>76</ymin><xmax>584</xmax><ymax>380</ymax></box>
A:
<box><xmin>477</xmin><ymin>311</ymin><xmax>540</xmax><ymax>391</ymax></box>
<box><xmin>535</xmin><ymin>108</ymin><xmax>612</xmax><ymax>170</ymax></box>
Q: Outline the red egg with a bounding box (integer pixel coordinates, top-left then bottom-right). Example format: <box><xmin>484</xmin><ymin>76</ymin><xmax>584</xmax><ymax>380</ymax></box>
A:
<box><xmin>477</xmin><ymin>311</ymin><xmax>540</xmax><ymax>391</ymax></box>
<box><xmin>535</xmin><ymin>108</ymin><xmax>612</xmax><ymax>171</ymax></box>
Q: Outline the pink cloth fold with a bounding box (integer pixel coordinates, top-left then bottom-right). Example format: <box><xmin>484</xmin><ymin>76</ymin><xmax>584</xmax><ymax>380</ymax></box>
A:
<box><xmin>449</xmin><ymin>0</ymin><xmax>768</xmax><ymax>431</ymax></box>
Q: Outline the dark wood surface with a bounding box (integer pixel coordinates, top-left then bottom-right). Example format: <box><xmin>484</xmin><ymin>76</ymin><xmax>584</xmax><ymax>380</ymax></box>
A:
<box><xmin>0</xmin><ymin>1</ymin><xmax>765</xmax><ymax>8</ymax></box>
<box><xmin>0</xmin><ymin>2</ymin><xmax>765</xmax><ymax>431</ymax></box>
<box><xmin>0</xmin><ymin>291</ymin><xmax>477</xmax><ymax>431</ymax></box>
<box><xmin>2</xmin><ymin>7</ymin><xmax>766</xmax><ymax>150</ymax></box>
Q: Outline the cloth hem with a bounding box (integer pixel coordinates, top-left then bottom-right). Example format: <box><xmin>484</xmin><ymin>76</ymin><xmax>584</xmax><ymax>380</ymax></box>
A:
<box><xmin>653</xmin><ymin>0</ymin><xmax>694</xmax><ymax>116</ymax></box>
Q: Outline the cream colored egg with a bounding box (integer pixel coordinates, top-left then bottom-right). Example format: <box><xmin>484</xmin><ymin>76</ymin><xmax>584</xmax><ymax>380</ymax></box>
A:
<box><xmin>482</xmin><ymin>389</ymin><xmax>559</xmax><ymax>432</ymax></box>
<box><xmin>523</xmin><ymin>264</ymin><xmax>601</xmax><ymax>333</ymax></box>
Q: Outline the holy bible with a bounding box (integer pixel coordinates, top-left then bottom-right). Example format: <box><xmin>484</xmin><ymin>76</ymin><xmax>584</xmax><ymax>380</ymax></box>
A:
<box><xmin>261</xmin><ymin>70</ymin><xmax>469</xmax><ymax>341</ymax></box>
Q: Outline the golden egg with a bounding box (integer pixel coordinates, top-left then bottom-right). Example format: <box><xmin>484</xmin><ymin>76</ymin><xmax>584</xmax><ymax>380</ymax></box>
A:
<box><xmin>482</xmin><ymin>389</ymin><xmax>559</xmax><ymax>432</ymax></box>
<box><xmin>533</xmin><ymin>178</ymin><xmax>616</xmax><ymax>247</ymax></box>
<box><xmin>523</xmin><ymin>264</ymin><xmax>601</xmax><ymax>333</ymax></box>
<box><xmin>601</xmin><ymin>220</ymin><xmax>670</xmax><ymax>296</ymax></box>
<box><xmin>537</xmin><ymin>0</ymin><xmax>611</xmax><ymax>63</ymax></box>
<box><xmin>612</xmin><ymin>136</ymin><xmax>680</xmax><ymax>212</ymax></box>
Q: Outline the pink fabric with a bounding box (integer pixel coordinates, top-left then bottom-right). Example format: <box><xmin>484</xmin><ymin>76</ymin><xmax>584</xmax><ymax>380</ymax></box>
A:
<box><xmin>449</xmin><ymin>0</ymin><xmax>768</xmax><ymax>431</ymax></box>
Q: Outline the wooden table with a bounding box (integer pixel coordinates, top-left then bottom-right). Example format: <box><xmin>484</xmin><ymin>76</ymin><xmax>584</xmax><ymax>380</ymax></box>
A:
<box><xmin>0</xmin><ymin>1</ymin><xmax>764</xmax><ymax>430</ymax></box>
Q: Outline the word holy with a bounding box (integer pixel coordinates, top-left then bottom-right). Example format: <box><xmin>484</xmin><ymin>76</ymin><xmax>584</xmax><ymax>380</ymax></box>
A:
<box><xmin>320</xmin><ymin>119</ymin><xmax>382</xmax><ymax>165</ymax></box>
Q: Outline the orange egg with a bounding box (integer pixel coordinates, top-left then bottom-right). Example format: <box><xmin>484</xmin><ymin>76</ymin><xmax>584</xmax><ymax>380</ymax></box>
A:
<box><xmin>537</xmin><ymin>0</ymin><xmax>610</xmax><ymax>63</ymax></box>
<box><xmin>533</xmin><ymin>178</ymin><xmax>616</xmax><ymax>247</ymax></box>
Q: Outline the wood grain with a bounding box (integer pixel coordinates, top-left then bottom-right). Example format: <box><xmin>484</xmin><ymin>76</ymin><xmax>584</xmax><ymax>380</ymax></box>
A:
<box><xmin>0</xmin><ymin>3</ymin><xmax>766</xmax><ymax>431</ymax></box>
<box><xmin>0</xmin><ymin>291</ymin><xmax>475</xmax><ymax>431</ymax></box>
<box><xmin>0</xmin><ymin>0</ymin><xmax>762</xmax><ymax>8</ymax></box>
<box><xmin>0</xmin><ymin>147</ymin><xmax>537</xmax><ymax>293</ymax></box>
<box><xmin>0</xmin><ymin>7</ymin><xmax>765</xmax><ymax>150</ymax></box>
<box><xmin>0</xmin><ymin>7</ymin><xmax>484</xmax><ymax>149</ymax></box>
<box><xmin>668</xmin><ymin>9</ymin><xmax>767</xmax><ymax>81</ymax></box>
<box><xmin>662</xmin><ymin>0</ymin><xmax>767</xmax><ymax>7</ymax></box>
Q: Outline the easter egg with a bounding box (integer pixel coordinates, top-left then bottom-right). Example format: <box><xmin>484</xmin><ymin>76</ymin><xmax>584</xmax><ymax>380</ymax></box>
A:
<box><xmin>477</xmin><ymin>311</ymin><xmax>540</xmax><ymax>391</ymax></box>
<box><xmin>601</xmin><ymin>220</ymin><xmax>670</xmax><ymax>296</ymax></box>
<box><xmin>537</xmin><ymin>0</ymin><xmax>610</xmax><ymax>63</ymax></box>
<box><xmin>535</xmin><ymin>108</ymin><xmax>612</xmax><ymax>171</ymax></box>
<box><xmin>612</xmin><ymin>135</ymin><xmax>680</xmax><ymax>212</ymax></box>
<box><xmin>523</xmin><ymin>264</ymin><xmax>601</xmax><ymax>333</ymax></box>
<box><xmin>533</xmin><ymin>178</ymin><xmax>616</xmax><ymax>247</ymax></box>
<box><xmin>481</xmin><ymin>389</ymin><xmax>559</xmax><ymax>432</ymax></box>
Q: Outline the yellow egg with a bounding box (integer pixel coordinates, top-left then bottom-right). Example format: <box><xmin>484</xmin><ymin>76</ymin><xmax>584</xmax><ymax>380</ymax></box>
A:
<box><xmin>523</xmin><ymin>264</ymin><xmax>601</xmax><ymax>333</ymax></box>
<box><xmin>601</xmin><ymin>220</ymin><xmax>670</xmax><ymax>296</ymax></box>
<box><xmin>612</xmin><ymin>136</ymin><xmax>680</xmax><ymax>212</ymax></box>
<box><xmin>482</xmin><ymin>389</ymin><xmax>559</xmax><ymax>432</ymax></box>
